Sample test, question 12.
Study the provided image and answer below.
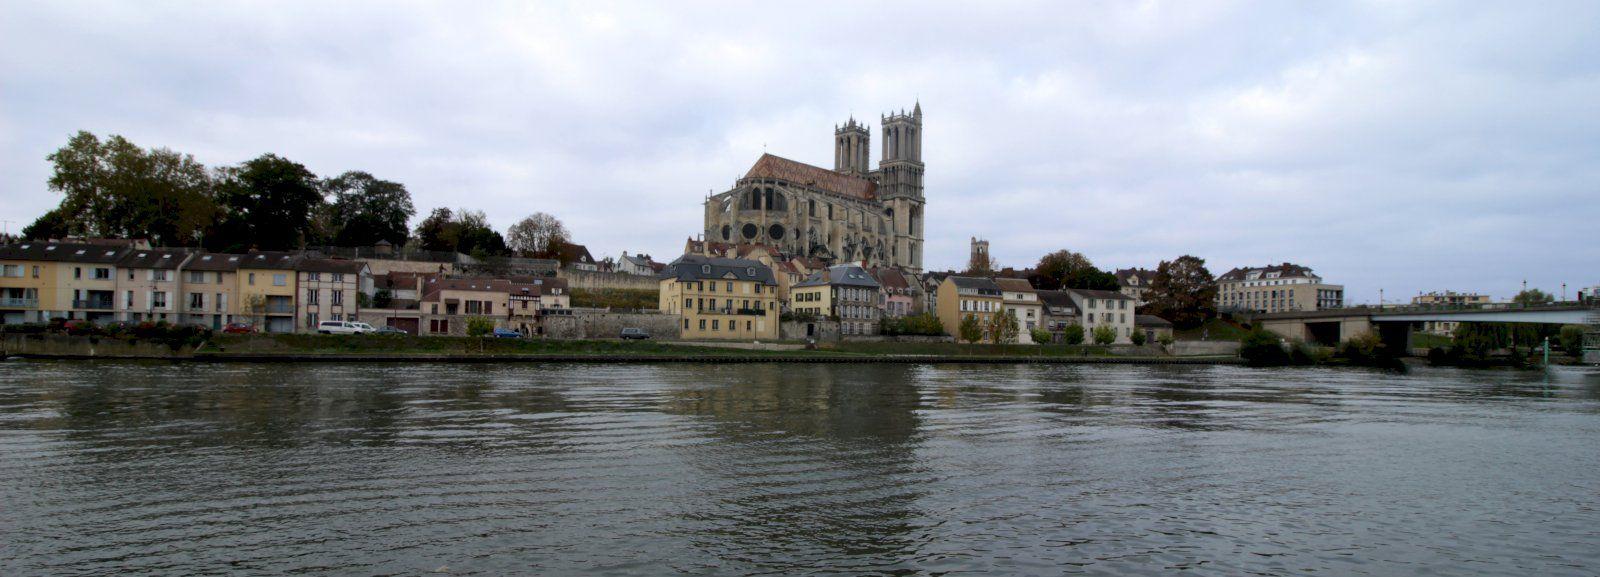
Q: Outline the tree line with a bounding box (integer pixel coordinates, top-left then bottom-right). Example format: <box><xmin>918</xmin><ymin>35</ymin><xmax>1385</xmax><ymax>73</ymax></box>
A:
<box><xmin>966</xmin><ymin>245</ymin><xmax>1219</xmax><ymax>330</ymax></box>
<box><xmin>23</xmin><ymin>131</ymin><xmax>572</xmax><ymax>259</ymax></box>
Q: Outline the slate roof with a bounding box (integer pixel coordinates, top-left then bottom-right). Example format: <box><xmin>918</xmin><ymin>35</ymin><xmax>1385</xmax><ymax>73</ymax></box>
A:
<box><xmin>237</xmin><ymin>251</ymin><xmax>302</xmax><ymax>270</ymax></box>
<box><xmin>1218</xmin><ymin>263</ymin><xmax>1320</xmax><ymax>282</ymax></box>
<box><xmin>1036</xmin><ymin>290</ymin><xmax>1079</xmax><ymax>311</ymax></box>
<box><xmin>659</xmin><ymin>254</ymin><xmax>777</xmax><ymax>285</ymax></box>
<box><xmin>794</xmin><ymin>264</ymin><xmax>880</xmax><ymax>289</ymax></box>
<box><xmin>297</xmin><ymin>258</ymin><xmax>367</xmax><ymax>274</ymax></box>
<box><xmin>994</xmin><ymin>278</ymin><xmax>1036</xmax><ymax>293</ymax></box>
<box><xmin>1115</xmin><ymin>268</ymin><xmax>1157</xmax><ymax>286</ymax></box>
<box><xmin>1136</xmin><ymin>315</ymin><xmax>1174</xmax><ymax>328</ymax></box>
<box><xmin>117</xmin><ymin>248</ymin><xmax>192</xmax><ymax>270</ymax></box>
<box><xmin>1064</xmin><ymin>288</ymin><xmax>1134</xmax><ymax>301</ymax></box>
<box><xmin>947</xmin><ymin>276</ymin><xmax>1001</xmax><ymax>292</ymax></box>
<box><xmin>867</xmin><ymin>267</ymin><xmax>911</xmax><ymax>292</ymax></box>
<box><xmin>0</xmin><ymin>242</ymin><xmax>128</xmax><ymax>264</ymax></box>
<box><xmin>557</xmin><ymin>242</ymin><xmax>595</xmax><ymax>265</ymax></box>
<box><xmin>184</xmin><ymin>253</ymin><xmax>244</xmax><ymax>271</ymax></box>
<box><xmin>419</xmin><ymin>278</ymin><xmax>548</xmax><ymax>302</ymax></box>
<box><xmin>744</xmin><ymin>153</ymin><xmax>877</xmax><ymax>200</ymax></box>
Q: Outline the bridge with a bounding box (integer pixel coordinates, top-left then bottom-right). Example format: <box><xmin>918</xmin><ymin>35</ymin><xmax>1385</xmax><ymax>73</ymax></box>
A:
<box><xmin>1253</xmin><ymin>304</ymin><xmax>1600</xmax><ymax>358</ymax></box>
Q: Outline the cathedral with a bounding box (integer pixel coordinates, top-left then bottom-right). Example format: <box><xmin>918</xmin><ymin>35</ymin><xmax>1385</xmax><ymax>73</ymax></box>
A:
<box><xmin>702</xmin><ymin>103</ymin><xmax>926</xmax><ymax>273</ymax></box>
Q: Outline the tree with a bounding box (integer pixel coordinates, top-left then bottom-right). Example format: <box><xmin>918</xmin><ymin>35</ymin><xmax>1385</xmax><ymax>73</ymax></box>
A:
<box><xmin>466</xmin><ymin>316</ymin><xmax>496</xmax><ymax>337</ymax></box>
<box><xmin>1062</xmin><ymin>324</ymin><xmax>1085</xmax><ymax>345</ymax></box>
<box><xmin>212</xmin><ymin>153</ymin><xmax>323</xmax><ymax>250</ymax></box>
<box><xmin>1034</xmin><ymin>249</ymin><xmax>1119</xmax><ymax>290</ymax></box>
<box><xmin>965</xmin><ymin>251</ymin><xmax>996</xmax><ymax>276</ymax></box>
<box><xmin>1131</xmin><ymin>329</ymin><xmax>1147</xmax><ymax>346</ymax></box>
<box><xmin>1030</xmin><ymin>328</ymin><xmax>1052</xmax><ymax>345</ymax></box>
<box><xmin>958</xmin><ymin>313</ymin><xmax>983</xmax><ymax>344</ymax></box>
<box><xmin>506</xmin><ymin>212</ymin><xmax>570</xmax><ymax>258</ymax></box>
<box><xmin>1513</xmin><ymin>288</ymin><xmax>1553</xmax><ymax>306</ymax></box>
<box><xmin>1240</xmin><ymin>326</ymin><xmax>1290</xmax><ymax>367</ymax></box>
<box><xmin>412</xmin><ymin>207</ymin><xmax>508</xmax><ymax>256</ymax></box>
<box><xmin>21</xmin><ymin>207</ymin><xmax>74</xmax><ymax>240</ymax></box>
<box><xmin>415</xmin><ymin>207</ymin><xmax>457</xmax><ymax>251</ymax></box>
<box><xmin>1558</xmin><ymin>325</ymin><xmax>1586</xmax><ymax>354</ymax></box>
<box><xmin>989</xmin><ymin>308</ymin><xmax>1019</xmax><ymax>344</ymax></box>
<box><xmin>1092</xmin><ymin>325</ymin><xmax>1117</xmax><ymax>345</ymax></box>
<box><xmin>45</xmin><ymin>131</ymin><xmax>217</xmax><ymax>245</ymax></box>
<box><xmin>321</xmin><ymin>171</ymin><xmax>415</xmax><ymax>247</ymax></box>
<box><xmin>1142</xmin><ymin>255</ymin><xmax>1217</xmax><ymax>330</ymax></box>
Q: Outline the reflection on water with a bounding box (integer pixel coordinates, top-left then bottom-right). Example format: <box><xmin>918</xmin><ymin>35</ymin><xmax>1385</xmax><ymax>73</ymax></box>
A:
<box><xmin>2</xmin><ymin>361</ymin><xmax>1599</xmax><ymax>575</ymax></box>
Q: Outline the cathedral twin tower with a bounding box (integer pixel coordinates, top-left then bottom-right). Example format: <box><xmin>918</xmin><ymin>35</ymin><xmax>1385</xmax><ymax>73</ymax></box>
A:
<box><xmin>703</xmin><ymin>102</ymin><xmax>926</xmax><ymax>273</ymax></box>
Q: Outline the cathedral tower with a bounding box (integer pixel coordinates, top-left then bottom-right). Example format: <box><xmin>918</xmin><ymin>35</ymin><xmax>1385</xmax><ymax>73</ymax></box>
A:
<box><xmin>834</xmin><ymin>119</ymin><xmax>870</xmax><ymax>176</ymax></box>
<box><xmin>880</xmin><ymin>102</ymin><xmax>925</xmax><ymax>273</ymax></box>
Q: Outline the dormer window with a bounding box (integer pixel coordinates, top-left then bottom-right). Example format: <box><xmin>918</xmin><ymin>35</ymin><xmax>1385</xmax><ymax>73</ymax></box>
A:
<box><xmin>747</xmin><ymin>267</ymin><xmax>756</xmax><ymax>276</ymax></box>
<box><xmin>74</xmin><ymin>249</ymin><xmax>86</xmax><ymax>255</ymax></box>
<box><xmin>701</xmin><ymin>265</ymin><xmax>711</xmax><ymax>274</ymax></box>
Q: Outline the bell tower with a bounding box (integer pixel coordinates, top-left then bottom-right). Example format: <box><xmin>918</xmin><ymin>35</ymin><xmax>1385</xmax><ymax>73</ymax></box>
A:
<box><xmin>834</xmin><ymin>118</ymin><xmax>870</xmax><ymax>176</ymax></box>
<box><xmin>880</xmin><ymin>102</ymin><xmax>925</xmax><ymax>273</ymax></box>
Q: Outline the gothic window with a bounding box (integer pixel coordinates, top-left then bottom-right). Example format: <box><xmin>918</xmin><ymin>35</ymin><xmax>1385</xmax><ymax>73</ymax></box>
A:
<box><xmin>764</xmin><ymin>188</ymin><xmax>774</xmax><ymax>211</ymax></box>
<box><xmin>808</xmin><ymin>199</ymin><xmax>816</xmax><ymax>217</ymax></box>
<box><xmin>721</xmin><ymin>225</ymin><xmax>731</xmax><ymax>241</ymax></box>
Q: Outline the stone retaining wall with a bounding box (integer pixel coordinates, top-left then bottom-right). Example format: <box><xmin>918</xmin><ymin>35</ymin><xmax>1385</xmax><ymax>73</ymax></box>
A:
<box><xmin>1168</xmin><ymin>341</ymin><xmax>1242</xmax><ymax>357</ymax></box>
<box><xmin>557</xmin><ymin>269</ymin><xmax>661</xmax><ymax>291</ymax></box>
<box><xmin>543</xmin><ymin>311</ymin><xmax>682</xmax><ymax>340</ymax></box>
<box><xmin>2</xmin><ymin>333</ymin><xmax>193</xmax><ymax>358</ymax></box>
<box><xmin>781</xmin><ymin>320</ymin><xmax>839</xmax><ymax>342</ymax></box>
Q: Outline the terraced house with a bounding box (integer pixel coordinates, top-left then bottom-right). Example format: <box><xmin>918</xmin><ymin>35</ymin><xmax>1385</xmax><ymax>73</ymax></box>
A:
<box><xmin>791</xmin><ymin>264</ymin><xmax>882</xmax><ymax>335</ymax></box>
<box><xmin>116</xmin><ymin>248</ymin><xmax>193</xmax><ymax>324</ymax></box>
<box><xmin>296</xmin><ymin>258</ymin><xmax>369</xmax><ymax>330</ymax></box>
<box><xmin>658</xmin><ymin>254</ymin><xmax>780</xmax><ymax>341</ymax></box>
<box><xmin>936</xmin><ymin>276</ymin><xmax>1002</xmax><ymax>340</ymax></box>
<box><xmin>0</xmin><ymin>241</ymin><xmax>132</xmax><ymax>324</ymax></box>
<box><xmin>181</xmin><ymin>253</ymin><xmax>245</xmax><ymax>329</ymax></box>
<box><xmin>237</xmin><ymin>252</ymin><xmax>301</xmax><ymax>333</ymax></box>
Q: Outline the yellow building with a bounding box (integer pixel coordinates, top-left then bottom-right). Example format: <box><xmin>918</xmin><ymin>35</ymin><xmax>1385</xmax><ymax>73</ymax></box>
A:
<box><xmin>237</xmin><ymin>252</ymin><xmax>301</xmax><ymax>333</ymax></box>
<box><xmin>115</xmin><ymin>248</ymin><xmax>193</xmax><ymax>324</ymax></box>
<box><xmin>0</xmin><ymin>241</ymin><xmax>132</xmax><ymax>324</ymax></box>
<box><xmin>182</xmin><ymin>253</ymin><xmax>247</xmax><ymax>329</ymax></box>
<box><xmin>936</xmin><ymin>276</ymin><xmax>1002</xmax><ymax>341</ymax></box>
<box><xmin>659</xmin><ymin>254</ymin><xmax>780</xmax><ymax>341</ymax></box>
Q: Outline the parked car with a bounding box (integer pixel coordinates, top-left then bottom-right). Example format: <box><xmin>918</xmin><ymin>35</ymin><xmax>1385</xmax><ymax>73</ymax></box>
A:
<box><xmin>372</xmin><ymin>325</ymin><xmax>408</xmax><ymax>336</ymax></box>
<box><xmin>222</xmin><ymin>322</ymin><xmax>256</xmax><ymax>334</ymax></box>
<box><xmin>491</xmin><ymin>327</ymin><xmax>522</xmax><ymax>338</ymax></box>
<box><xmin>620</xmin><ymin>328</ymin><xmax>650</xmax><ymax>340</ymax></box>
<box><xmin>317</xmin><ymin>320</ymin><xmax>375</xmax><ymax>335</ymax></box>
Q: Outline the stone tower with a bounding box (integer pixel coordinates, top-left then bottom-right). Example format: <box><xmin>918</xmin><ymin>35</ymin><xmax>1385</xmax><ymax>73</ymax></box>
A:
<box><xmin>881</xmin><ymin>102</ymin><xmax>925</xmax><ymax>273</ymax></box>
<box><xmin>834</xmin><ymin>118</ymin><xmax>870</xmax><ymax>176</ymax></box>
<box><xmin>970</xmin><ymin>236</ymin><xmax>989</xmax><ymax>268</ymax></box>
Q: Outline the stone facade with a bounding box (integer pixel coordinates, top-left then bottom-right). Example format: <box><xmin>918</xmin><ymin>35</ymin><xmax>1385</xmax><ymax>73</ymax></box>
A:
<box><xmin>542</xmin><ymin>311</ymin><xmax>682</xmax><ymax>340</ymax></box>
<box><xmin>703</xmin><ymin>103</ymin><xmax>925</xmax><ymax>273</ymax></box>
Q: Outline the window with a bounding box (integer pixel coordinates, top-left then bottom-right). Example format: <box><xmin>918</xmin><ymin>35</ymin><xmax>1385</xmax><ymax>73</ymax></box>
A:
<box><xmin>306</xmin><ymin>289</ymin><xmax>319</xmax><ymax>305</ymax></box>
<box><xmin>273</xmin><ymin>274</ymin><xmax>286</xmax><ymax>286</ymax></box>
<box><xmin>125</xmin><ymin>291</ymin><xmax>133</xmax><ymax>308</ymax></box>
<box><xmin>189</xmin><ymin>271</ymin><xmax>206</xmax><ymax>283</ymax></box>
<box><xmin>308</xmin><ymin>272</ymin><xmax>322</xmax><ymax>281</ymax></box>
<box><xmin>332</xmin><ymin>290</ymin><xmax>344</xmax><ymax>306</ymax></box>
<box><xmin>712</xmin><ymin>320</ymin><xmax>719</xmax><ymax>330</ymax></box>
<box><xmin>0</xmin><ymin>265</ymin><xmax>19</xmax><ymax>278</ymax></box>
<box><xmin>31</xmin><ymin>266</ymin><xmax>39</xmax><ymax>279</ymax></box>
<box><xmin>152</xmin><ymin>270</ymin><xmax>169</xmax><ymax>281</ymax></box>
<box><xmin>331</xmin><ymin>273</ymin><xmax>344</xmax><ymax>283</ymax></box>
<box><xmin>726</xmin><ymin>282</ymin><xmax>733</xmax><ymax>292</ymax></box>
<box><xmin>74</xmin><ymin>267</ymin><xmax>82</xmax><ymax>279</ymax></box>
<box><xmin>699</xmin><ymin>319</ymin><xmax>706</xmax><ymax>330</ymax></box>
<box><xmin>94</xmin><ymin>268</ymin><xmax>111</xmax><ymax>280</ymax></box>
<box><xmin>307</xmin><ymin>313</ymin><xmax>319</xmax><ymax>328</ymax></box>
<box><xmin>152</xmin><ymin>292</ymin><xmax>168</xmax><ymax>309</ymax></box>
<box><xmin>189</xmin><ymin>293</ymin><xmax>204</xmax><ymax>310</ymax></box>
<box><xmin>709</xmin><ymin>298</ymin><xmax>717</xmax><ymax>309</ymax></box>
<box><xmin>248</xmin><ymin>273</ymin><xmax>256</xmax><ymax>285</ymax></box>
<box><xmin>709</xmin><ymin>282</ymin><xmax>716</xmax><ymax>292</ymax></box>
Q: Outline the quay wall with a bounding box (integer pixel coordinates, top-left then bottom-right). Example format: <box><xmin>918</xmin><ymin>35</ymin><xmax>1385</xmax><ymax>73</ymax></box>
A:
<box><xmin>2</xmin><ymin>333</ymin><xmax>193</xmax><ymax>358</ymax></box>
<box><xmin>543</xmin><ymin>311</ymin><xmax>682</xmax><ymax>340</ymax></box>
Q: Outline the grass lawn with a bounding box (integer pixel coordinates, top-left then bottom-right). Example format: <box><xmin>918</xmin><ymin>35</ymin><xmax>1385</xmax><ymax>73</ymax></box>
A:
<box><xmin>1411</xmin><ymin>332</ymin><xmax>1453</xmax><ymax>349</ymax></box>
<box><xmin>1175</xmin><ymin>318</ymin><xmax>1248</xmax><ymax>341</ymax></box>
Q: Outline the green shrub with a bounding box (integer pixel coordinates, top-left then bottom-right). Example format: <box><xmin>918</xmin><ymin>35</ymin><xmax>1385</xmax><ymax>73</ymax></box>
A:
<box><xmin>881</xmin><ymin>313</ymin><xmax>944</xmax><ymax>336</ymax></box>
<box><xmin>1062</xmin><ymin>324</ymin><xmax>1085</xmax><ymax>345</ymax></box>
<box><xmin>1337</xmin><ymin>332</ymin><xmax>1385</xmax><ymax>364</ymax></box>
<box><xmin>958</xmin><ymin>314</ymin><xmax>983</xmax><ymax>344</ymax></box>
<box><xmin>1130</xmin><ymin>330</ymin><xmax>1147</xmax><ymax>346</ymax></box>
<box><xmin>1030</xmin><ymin>328</ymin><xmax>1052</xmax><ymax>345</ymax></box>
<box><xmin>1157</xmin><ymin>333</ymin><xmax>1175</xmax><ymax>346</ymax></box>
<box><xmin>1240</xmin><ymin>327</ymin><xmax>1290</xmax><ymax>367</ymax></box>
<box><xmin>466</xmin><ymin>317</ymin><xmax>496</xmax><ymax>337</ymax></box>
<box><xmin>1559</xmin><ymin>325</ymin><xmax>1585</xmax><ymax>354</ymax></box>
<box><xmin>1092</xmin><ymin>325</ymin><xmax>1116</xmax><ymax>345</ymax></box>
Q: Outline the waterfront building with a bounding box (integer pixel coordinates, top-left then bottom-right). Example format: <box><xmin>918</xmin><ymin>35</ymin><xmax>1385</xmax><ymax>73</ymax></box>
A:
<box><xmin>867</xmin><ymin>267</ymin><xmax>916</xmax><ymax>318</ymax></box>
<box><xmin>295</xmin><ymin>258</ymin><xmax>369</xmax><ymax>331</ymax></box>
<box><xmin>936</xmin><ymin>276</ymin><xmax>1002</xmax><ymax>341</ymax></box>
<box><xmin>702</xmin><ymin>103</ymin><xmax>926</xmax><ymax>273</ymax></box>
<box><xmin>1066</xmin><ymin>289</ymin><xmax>1137</xmax><ymax>344</ymax></box>
<box><xmin>115</xmin><ymin>248</ymin><xmax>193</xmax><ymax>325</ymax></box>
<box><xmin>1036</xmin><ymin>290</ymin><xmax>1082</xmax><ymax>343</ymax></box>
<box><xmin>994</xmin><ymin>278</ymin><xmax>1044</xmax><ymax>344</ymax></box>
<box><xmin>1115</xmin><ymin>268</ymin><xmax>1157</xmax><ymax>305</ymax></box>
<box><xmin>658</xmin><ymin>254</ymin><xmax>780</xmax><ymax>341</ymax></box>
<box><xmin>791</xmin><ymin>264</ymin><xmax>882</xmax><ymax>336</ymax></box>
<box><xmin>1136</xmin><ymin>314</ymin><xmax>1174</xmax><ymax>343</ymax></box>
<box><xmin>178</xmin><ymin>252</ymin><xmax>244</xmax><ymax>329</ymax></box>
<box><xmin>237</xmin><ymin>252</ymin><xmax>302</xmax><ymax>333</ymax></box>
<box><xmin>1216</xmin><ymin>263</ymin><xmax>1344</xmax><ymax>314</ymax></box>
<box><xmin>0</xmin><ymin>242</ymin><xmax>130</xmax><ymax>324</ymax></box>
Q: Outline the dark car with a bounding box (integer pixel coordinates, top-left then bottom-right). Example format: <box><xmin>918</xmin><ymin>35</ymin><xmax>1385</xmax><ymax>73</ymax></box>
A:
<box><xmin>620</xmin><ymin>328</ymin><xmax>650</xmax><ymax>340</ymax></box>
<box><xmin>491</xmin><ymin>327</ymin><xmax>522</xmax><ymax>339</ymax></box>
<box><xmin>222</xmin><ymin>322</ymin><xmax>256</xmax><ymax>334</ymax></box>
<box><xmin>373</xmin><ymin>326</ymin><xmax>408</xmax><ymax>336</ymax></box>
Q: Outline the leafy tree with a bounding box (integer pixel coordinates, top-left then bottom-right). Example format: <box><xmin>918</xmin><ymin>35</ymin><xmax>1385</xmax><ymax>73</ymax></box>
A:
<box><xmin>212</xmin><ymin>153</ymin><xmax>323</xmax><ymax>250</ymax></box>
<box><xmin>321</xmin><ymin>171</ymin><xmax>415</xmax><ymax>247</ymax></box>
<box><xmin>1157</xmin><ymin>333</ymin><xmax>1175</xmax><ymax>346</ymax></box>
<box><xmin>1558</xmin><ymin>325</ymin><xmax>1586</xmax><ymax>354</ymax></box>
<box><xmin>1034</xmin><ymin>249</ymin><xmax>1119</xmax><ymax>290</ymax></box>
<box><xmin>412</xmin><ymin>207</ymin><xmax>508</xmax><ymax>255</ymax></box>
<box><xmin>1513</xmin><ymin>288</ymin><xmax>1553</xmax><ymax>306</ymax></box>
<box><xmin>1061</xmin><ymin>324</ymin><xmax>1085</xmax><ymax>345</ymax></box>
<box><xmin>506</xmin><ymin>212</ymin><xmax>570</xmax><ymax>259</ymax></box>
<box><xmin>1030</xmin><ymin>327</ymin><xmax>1052</xmax><ymax>345</ymax></box>
<box><xmin>21</xmin><ymin>207</ymin><xmax>74</xmax><ymax>240</ymax></box>
<box><xmin>1092</xmin><ymin>325</ymin><xmax>1116</xmax><ymax>345</ymax></box>
<box><xmin>1142</xmin><ymin>255</ymin><xmax>1217</xmax><ymax>330</ymax></box>
<box><xmin>466</xmin><ymin>316</ymin><xmax>496</xmax><ymax>337</ymax></box>
<box><xmin>989</xmin><ymin>308</ymin><xmax>1019</xmax><ymax>344</ymax></box>
<box><xmin>958</xmin><ymin>313</ymin><xmax>983</xmax><ymax>344</ymax></box>
<box><xmin>1131</xmin><ymin>329</ymin><xmax>1147</xmax><ymax>346</ymax></box>
<box><xmin>415</xmin><ymin>207</ymin><xmax>458</xmax><ymax>251</ymax></box>
<box><xmin>1240</xmin><ymin>326</ymin><xmax>1290</xmax><ymax>366</ymax></box>
<box><xmin>46</xmin><ymin>131</ymin><xmax>216</xmax><ymax>245</ymax></box>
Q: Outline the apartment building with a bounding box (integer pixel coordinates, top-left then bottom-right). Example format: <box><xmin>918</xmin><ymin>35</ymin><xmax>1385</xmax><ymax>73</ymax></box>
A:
<box><xmin>1115</xmin><ymin>268</ymin><xmax>1157</xmax><ymax>305</ymax></box>
<box><xmin>1</xmin><ymin>242</ymin><xmax>129</xmax><ymax>323</ymax></box>
<box><xmin>1066</xmin><ymin>289</ymin><xmax>1137</xmax><ymax>344</ymax></box>
<box><xmin>1216</xmin><ymin>263</ymin><xmax>1344</xmax><ymax>314</ymax></box>
<box><xmin>658</xmin><ymin>254</ymin><xmax>780</xmax><ymax>341</ymax></box>
<box><xmin>116</xmin><ymin>248</ymin><xmax>194</xmax><ymax>324</ymax></box>
<box><xmin>791</xmin><ymin>264</ymin><xmax>882</xmax><ymax>336</ymax></box>
<box><xmin>995</xmin><ymin>278</ymin><xmax>1043</xmax><ymax>344</ymax></box>
<box><xmin>936</xmin><ymin>276</ymin><xmax>1002</xmax><ymax>341</ymax></box>
<box><xmin>237</xmin><ymin>252</ymin><xmax>301</xmax><ymax>333</ymax></box>
<box><xmin>296</xmin><ymin>258</ymin><xmax>369</xmax><ymax>331</ymax></box>
<box><xmin>181</xmin><ymin>253</ymin><xmax>245</xmax><ymax>329</ymax></box>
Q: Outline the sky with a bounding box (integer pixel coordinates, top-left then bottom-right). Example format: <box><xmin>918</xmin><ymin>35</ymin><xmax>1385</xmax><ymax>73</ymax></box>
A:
<box><xmin>2</xmin><ymin>1</ymin><xmax>1597</xmax><ymax>303</ymax></box>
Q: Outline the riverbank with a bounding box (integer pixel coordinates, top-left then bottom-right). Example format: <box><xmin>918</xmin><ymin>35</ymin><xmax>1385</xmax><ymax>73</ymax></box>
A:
<box><xmin>2</xmin><ymin>333</ymin><xmax>1242</xmax><ymax>365</ymax></box>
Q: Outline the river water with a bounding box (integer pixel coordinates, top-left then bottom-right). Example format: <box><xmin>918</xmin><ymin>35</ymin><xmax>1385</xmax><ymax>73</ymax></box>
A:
<box><xmin>1</xmin><ymin>361</ymin><xmax>1598</xmax><ymax>576</ymax></box>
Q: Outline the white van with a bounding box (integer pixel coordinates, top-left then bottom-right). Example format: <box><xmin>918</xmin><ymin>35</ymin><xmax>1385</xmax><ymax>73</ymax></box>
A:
<box><xmin>317</xmin><ymin>320</ymin><xmax>375</xmax><ymax>335</ymax></box>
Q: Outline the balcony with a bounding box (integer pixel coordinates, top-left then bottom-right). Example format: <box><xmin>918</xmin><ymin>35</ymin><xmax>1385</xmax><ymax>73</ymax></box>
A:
<box><xmin>263</xmin><ymin>303</ymin><xmax>295</xmax><ymax>314</ymax></box>
<box><xmin>73</xmin><ymin>299</ymin><xmax>115</xmax><ymax>310</ymax></box>
<box><xmin>0</xmin><ymin>297</ymin><xmax>38</xmax><ymax>309</ymax></box>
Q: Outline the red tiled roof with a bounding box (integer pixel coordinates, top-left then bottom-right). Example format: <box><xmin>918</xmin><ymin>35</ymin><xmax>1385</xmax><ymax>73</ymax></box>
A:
<box><xmin>745</xmin><ymin>153</ymin><xmax>876</xmax><ymax>200</ymax></box>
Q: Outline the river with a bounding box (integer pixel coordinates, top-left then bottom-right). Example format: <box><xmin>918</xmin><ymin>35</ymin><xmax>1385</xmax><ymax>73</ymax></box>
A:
<box><xmin>1</xmin><ymin>360</ymin><xmax>1598</xmax><ymax>575</ymax></box>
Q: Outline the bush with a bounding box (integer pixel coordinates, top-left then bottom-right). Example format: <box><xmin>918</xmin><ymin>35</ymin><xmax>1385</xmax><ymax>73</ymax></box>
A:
<box><xmin>1030</xmin><ymin>328</ymin><xmax>1052</xmax><ymax>345</ymax></box>
<box><xmin>958</xmin><ymin>314</ymin><xmax>983</xmax><ymax>344</ymax></box>
<box><xmin>1337</xmin><ymin>332</ymin><xmax>1385</xmax><ymax>364</ymax></box>
<box><xmin>1559</xmin><ymin>325</ymin><xmax>1586</xmax><ymax>354</ymax></box>
<box><xmin>1240</xmin><ymin>327</ymin><xmax>1290</xmax><ymax>367</ymax></box>
<box><xmin>1092</xmin><ymin>325</ymin><xmax>1116</xmax><ymax>345</ymax></box>
<box><xmin>1157</xmin><ymin>333</ymin><xmax>1175</xmax><ymax>346</ymax></box>
<box><xmin>1061</xmin><ymin>324</ymin><xmax>1085</xmax><ymax>345</ymax></box>
<box><xmin>1130</xmin><ymin>330</ymin><xmax>1147</xmax><ymax>346</ymax></box>
<box><xmin>881</xmin><ymin>313</ymin><xmax>944</xmax><ymax>336</ymax></box>
<box><xmin>466</xmin><ymin>317</ymin><xmax>496</xmax><ymax>337</ymax></box>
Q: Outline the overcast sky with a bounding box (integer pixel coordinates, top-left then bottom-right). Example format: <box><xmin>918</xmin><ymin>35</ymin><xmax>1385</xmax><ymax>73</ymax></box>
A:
<box><xmin>3</xmin><ymin>1</ymin><xmax>1596</xmax><ymax>302</ymax></box>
